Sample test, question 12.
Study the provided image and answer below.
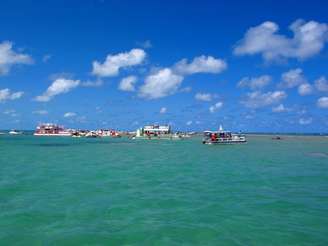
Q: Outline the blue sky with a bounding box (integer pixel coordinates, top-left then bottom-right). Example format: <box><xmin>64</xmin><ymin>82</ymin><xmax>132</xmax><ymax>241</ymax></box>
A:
<box><xmin>0</xmin><ymin>0</ymin><xmax>328</xmax><ymax>132</ymax></box>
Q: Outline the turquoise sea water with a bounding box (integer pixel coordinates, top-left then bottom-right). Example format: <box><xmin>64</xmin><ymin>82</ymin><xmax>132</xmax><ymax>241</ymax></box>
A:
<box><xmin>0</xmin><ymin>135</ymin><xmax>328</xmax><ymax>245</ymax></box>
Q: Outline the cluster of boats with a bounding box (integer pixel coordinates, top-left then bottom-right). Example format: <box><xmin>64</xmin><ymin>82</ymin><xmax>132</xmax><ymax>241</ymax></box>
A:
<box><xmin>3</xmin><ymin>123</ymin><xmax>248</xmax><ymax>145</ymax></box>
<box><xmin>132</xmin><ymin>125</ymin><xmax>191</xmax><ymax>140</ymax></box>
<box><xmin>34</xmin><ymin>123</ymin><xmax>121</xmax><ymax>138</ymax></box>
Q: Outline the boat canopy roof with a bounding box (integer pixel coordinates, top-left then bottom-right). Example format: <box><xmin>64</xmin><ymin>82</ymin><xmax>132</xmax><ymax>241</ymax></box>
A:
<box><xmin>204</xmin><ymin>130</ymin><xmax>231</xmax><ymax>134</ymax></box>
<box><xmin>203</xmin><ymin>125</ymin><xmax>233</xmax><ymax>134</ymax></box>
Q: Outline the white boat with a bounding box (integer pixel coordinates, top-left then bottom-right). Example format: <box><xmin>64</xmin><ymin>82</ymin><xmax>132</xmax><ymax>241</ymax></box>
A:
<box><xmin>34</xmin><ymin>123</ymin><xmax>72</xmax><ymax>136</ymax></box>
<box><xmin>96</xmin><ymin>129</ymin><xmax>121</xmax><ymax>137</ymax></box>
<box><xmin>85</xmin><ymin>131</ymin><xmax>100</xmax><ymax>138</ymax></box>
<box><xmin>202</xmin><ymin>125</ymin><xmax>246</xmax><ymax>145</ymax></box>
<box><xmin>9</xmin><ymin>130</ymin><xmax>23</xmax><ymax>135</ymax></box>
<box><xmin>133</xmin><ymin>125</ymin><xmax>184</xmax><ymax>140</ymax></box>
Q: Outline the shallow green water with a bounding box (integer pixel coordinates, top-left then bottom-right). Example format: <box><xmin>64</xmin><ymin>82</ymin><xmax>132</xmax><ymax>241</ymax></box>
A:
<box><xmin>0</xmin><ymin>135</ymin><xmax>328</xmax><ymax>245</ymax></box>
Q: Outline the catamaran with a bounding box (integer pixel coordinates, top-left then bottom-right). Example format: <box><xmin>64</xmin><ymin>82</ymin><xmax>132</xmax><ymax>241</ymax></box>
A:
<box><xmin>133</xmin><ymin>125</ymin><xmax>187</xmax><ymax>140</ymax></box>
<box><xmin>202</xmin><ymin>125</ymin><xmax>246</xmax><ymax>145</ymax></box>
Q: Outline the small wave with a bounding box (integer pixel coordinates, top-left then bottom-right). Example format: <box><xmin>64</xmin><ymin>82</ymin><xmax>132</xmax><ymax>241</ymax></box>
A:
<box><xmin>308</xmin><ymin>152</ymin><xmax>328</xmax><ymax>158</ymax></box>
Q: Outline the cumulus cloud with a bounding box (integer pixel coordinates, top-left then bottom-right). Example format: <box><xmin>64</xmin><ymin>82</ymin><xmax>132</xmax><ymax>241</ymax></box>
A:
<box><xmin>315</xmin><ymin>76</ymin><xmax>328</xmax><ymax>92</ymax></box>
<box><xmin>159</xmin><ymin>107</ymin><xmax>167</xmax><ymax>114</ymax></box>
<box><xmin>237</xmin><ymin>75</ymin><xmax>271</xmax><ymax>90</ymax></box>
<box><xmin>118</xmin><ymin>75</ymin><xmax>137</xmax><ymax>92</ymax></box>
<box><xmin>298</xmin><ymin>83</ymin><xmax>313</xmax><ymax>96</ymax></box>
<box><xmin>92</xmin><ymin>48</ymin><xmax>146</xmax><ymax>77</ymax></box>
<box><xmin>139</xmin><ymin>68</ymin><xmax>183</xmax><ymax>99</ymax></box>
<box><xmin>272</xmin><ymin>104</ymin><xmax>290</xmax><ymax>113</ymax></box>
<box><xmin>234</xmin><ymin>20</ymin><xmax>328</xmax><ymax>61</ymax></box>
<box><xmin>35</xmin><ymin>78</ymin><xmax>80</xmax><ymax>102</ymax></box>
<box><xmin>209</xmin><ymin>101</ymin><xmax>223</xmax><ymax>113</ymax></box>
<box><xmin>64</xmin><ymin>112</ymin><xmax>76</xmax><ymax>118</ymax></box>
<box><xmin>195</xmin><ymin>93</ymin><xmax>212</xmax><ymax>101</ymax></box>
<box><xmin>186</xmin><ymin>120</ymin><xmax>193</xmax><ymax>126</ymax></box>
<box><xmin>317</xmin><ymin>97</ymin><xmax>328</xmax><ymax>108</ymax></box>
<box><xmin>174</xmin><ymin>55</ymin><xmax>227</xmax><ymax>75</ymax></box>
<box><xmin>138</xmin><ymin>55</ymin><xmax>227</xmax><ymax>99</ymax></box>
<box><xmin>242</xmin><ymin>90</ymin><xmax>287</xmax><ymax>108</ymax></box>
<box><xmin>280</xmin><ymin>68</ymin><xmax>306</xmax><ymax>88</ymax></box>
<box><xmin>0</xmin><ymin>88</ymin><xmax>24</xmax><ymax>102</ymax></box>
<box><xmin>33</xmin><ymin>110</ymin><xmax>48</xmax><ymax>115</ymax></box>
<box><xmin>0</xmin><ymin>41</ymin><xmax>33</xmax><ymax>75</ymax></box>
<box><xmin>299</xmin><ymin>117</ymin><xmax>312</xmax><ymax>125</ymax></box>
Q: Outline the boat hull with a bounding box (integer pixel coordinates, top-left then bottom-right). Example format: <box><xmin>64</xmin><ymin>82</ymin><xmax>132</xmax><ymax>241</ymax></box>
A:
<box><xmin>34</xmin><ymin>133</ymin><xmax>71</xmax><ymax>136</ymax></box>
<box><xmin>203</xmin><ymin>140</ymin><xmax>247</xmax><ymax>145</ymax></box>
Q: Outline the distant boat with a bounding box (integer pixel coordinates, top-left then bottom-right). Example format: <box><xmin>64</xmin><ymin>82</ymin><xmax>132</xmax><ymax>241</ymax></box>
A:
<box><xmin>34</xmin><ymin>123</ymin><xmax>72</xmax><ymax>136</ymax></box>
<box><xmin>133</xmin><ymin>124</ymin><xmax>186</xmax><ymax>140</ymax></box>
<box><xmin>85</xmin><ymin>131</ymin><xmax>100</xmax><ymax>138</ymax></box>
<box><xmin>9</xmin><ymin>130</ymin><xmax>23</xmax><ymax>135</ymax></box>
<box><xmin>202</xmin><ymin>125</ymin><xmax>246</xmax><ymax>145</ymax></box>
<box><xmin>272</xmin><ymin>136</ymin><xmax>283</xmax><ymax>140</ymax></box>
<box><xmin>95</xmin><ymin>129</ymin><xmax>121</xmax><ymax>138</ymax></box>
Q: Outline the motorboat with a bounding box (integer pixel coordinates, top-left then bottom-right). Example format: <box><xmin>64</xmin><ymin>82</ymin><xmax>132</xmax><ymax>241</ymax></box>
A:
<box><xmin>202</xmin><ymin>125</ymin><xmax>246</xmax><ymax>145</ymax></box>
<box><xmin>9</xmin><ymin>130</ymin><xmax>23</xmax><ymax>135</ymax></box>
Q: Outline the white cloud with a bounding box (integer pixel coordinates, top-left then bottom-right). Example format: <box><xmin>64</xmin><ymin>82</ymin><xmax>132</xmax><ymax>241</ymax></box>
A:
<box><xmin>317</xmin><ymin>97</ymin><xmax>328</xmax><ymax>108</ymax></box>
<box><xmin>35</xmin><ymin>78</ymin><xmax>80</xmax><ymax>102</ymax></box>
<box><xmin>272</xmin><ymin>104</ymin><xmax>290</xmax><ymax>113</ymax></box>
<box><xmin>0</xmin><ymin>41</ymin><xmax>33</xmax><ymax>75</ymax></box>
<box><xmin>186</xmin><ymin>120</ymin><xmax>193</xmax><ymax>126</ymax></box>
<box><xmin>64</xmin><ymin>112</ymin><xmax>76</xmax><ymax>118</ymax></box>
<box><xmin>92</xmin><ymin>48</ymin><xmax>146</xmax><ymax>77</ymax></box>
<box><xmin>138</xmin><ymin>55</ymin><xmax>227</xmax><ymax>100</ymax></box>
<box><xmin>299</xmin><ymin>117</ymin><xmax>312</xmax><ymax>125</ymax></box>
<box><xmin>209</xmin><ymin>101</ymin><xmax>223</xmax><ymax>113</ymax></box>
<box><xmin>33</xmin><ymin>110</ymin><xmax>48</xmax><ymax>115</ymax></box>
<box><xmin>159</xmin><ymin>107</ymin><xmax>167</xmax><ymax>114</ymax></box>
<box><xmin>280</xmin><ymin>68</ymin><xmax>306</xmax><ymax>88</ymax></box>
<box><xmin>234</xmin><ymin>20</ymin><xmax>328</xmax><ymax>61</ymax></box>
<box><xmin>118</xmin><ymin>75</ymin><xmax>137</xmax><ymax>92</ymax></box>
<box><xmin>242</xmin><ymin>90</ymin><xmax>287</xmax><ymax>108</ymax></box>
<box><xmin>237</xmin><ymin>75</ymin><xmax>271</xmax><ymax>90</ymax></box>
<box><xmin>195</xmin><ymin>93</ymin><xmax>212</xmax><ymax>101</ymax></box>
<box><xmin>315</xmin><ymin>76</ymin><xmax>328</xmax><ymax>92</ymax></box>
<box><xmin>0</xmin><ymin>88</ymin><xmax>24</xmax><ymax>102</ymax></box>
<box><xmin>174</xmin><ymin>55</ymin><xmax>227</xmax><ymax>75</ymax></box>
<box><xmin>139</xmin><ymin>68</ymin><xmax>183</xmax><ymax>99</ymax></box>
<box><xmin>298</xmin><ymin>83</ymin><xmax>313</xmax><ymax>96</ymax></box>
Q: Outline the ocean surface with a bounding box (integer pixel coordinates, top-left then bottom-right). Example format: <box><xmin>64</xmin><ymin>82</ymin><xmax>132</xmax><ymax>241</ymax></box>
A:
<box><xmin>0</xmin><ymin>135</ymin><xmax>328</xmax><ymax>245</ymax></box>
